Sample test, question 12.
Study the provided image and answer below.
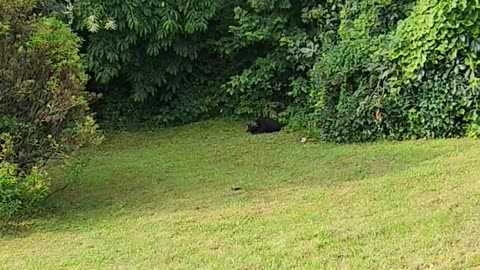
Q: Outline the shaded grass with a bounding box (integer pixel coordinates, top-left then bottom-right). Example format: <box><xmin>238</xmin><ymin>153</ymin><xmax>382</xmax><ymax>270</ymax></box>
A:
<box><xmin>1</xmin><ymin>119</ymin><xmax>480</xmax><ymax>269</ymax></box>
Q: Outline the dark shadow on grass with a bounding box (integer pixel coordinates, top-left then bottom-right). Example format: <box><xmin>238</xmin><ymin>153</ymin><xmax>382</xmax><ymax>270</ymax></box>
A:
<box><xmin>0</xmin><ymin>222</ymin><xmax>35</xmax><ymax>239</ymax></box>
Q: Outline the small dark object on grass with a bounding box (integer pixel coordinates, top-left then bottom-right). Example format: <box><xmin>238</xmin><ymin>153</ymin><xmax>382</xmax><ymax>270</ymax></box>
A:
<box><xmin>247</xmin><ymin>117</ymin><xmax>282</xmax><ymax>135</ymax></box>
<box><xmin>231</xmin><ymin>187</ymin><xmax>242</xmax><ymax>191</ymax></box>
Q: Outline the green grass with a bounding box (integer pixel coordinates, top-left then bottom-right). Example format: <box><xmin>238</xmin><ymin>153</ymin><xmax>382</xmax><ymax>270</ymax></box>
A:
<box><xmin>1</xmin><ymin>119</ymin><xmax>480</xmax><ymax>269</ymax></box>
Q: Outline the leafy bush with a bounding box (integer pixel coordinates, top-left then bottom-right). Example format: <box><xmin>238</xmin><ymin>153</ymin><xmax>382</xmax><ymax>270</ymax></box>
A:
<box><xmin>0</xmin><ymin>0</ymin><xmax>101</xmax><ymax>222</ymax></box>
<box><xmin>381</xmin><ymin>71</ymin><xmax>480</xmax><ymax>140</ymax></box>
<box><xmin>219</xmin><ymin>0</ymin><xmax>480</xmax><ymax>143</ymax></box>
<box><xmin>74</xmin><ymin>0</ymin><xmax>480</xmax><ymax>142</ymax></box>
<box><xmin>73</xmin><ymin>0</ymin><xmax>222</xmax><ymax>101</ymax></box>
<box><xmin>305</xmin><ymin>0</ymin><xmax>480</xmax><ymax>142</ymax></box>
<box><xmin>70</xmin><ymin>0</ymin><xmax>242</xmax><ymax>128</ymax></box>
<box><xmin>381</xmin><ymin>0</ymin><xmax>480</xmax><ymax>140</ymax></box>
<box><xmin>0</xmin><ymin>135</ymin><xmax>48</xmax><ymax>223</ymax></box>
<box><xmin>93</xmin><ymin>81</ymin><xmax>229</xmax><ymax>130</ymax></box>
<box><xmin>218</xmin><ymin>0</ymin><xmax>328</xmax><ymax>118</ymax></box>
<box><xmin>0</xmin><ymin>165</ymin><xmax>48</xmax><ymax>222</ymax></box>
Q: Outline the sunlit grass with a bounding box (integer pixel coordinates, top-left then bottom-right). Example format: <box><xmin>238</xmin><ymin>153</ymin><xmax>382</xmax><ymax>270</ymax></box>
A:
<box><xmin>1</xmin><ymin>119</ymin><xmax>480</xmax><ymax>269</ymax></box>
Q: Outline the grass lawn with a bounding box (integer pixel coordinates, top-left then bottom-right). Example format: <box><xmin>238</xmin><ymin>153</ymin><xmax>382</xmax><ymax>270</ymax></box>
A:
<box><xmin>1</xmin><ymin>119</ymin><xmax>480</xmax><ymax>269</ymax></box>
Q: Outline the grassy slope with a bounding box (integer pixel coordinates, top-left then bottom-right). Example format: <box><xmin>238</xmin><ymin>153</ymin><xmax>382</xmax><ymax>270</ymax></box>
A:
<box><xmin>1</xmin><ymin>120</ymin><xmax>480</xmax><ymax>269</ymax></box>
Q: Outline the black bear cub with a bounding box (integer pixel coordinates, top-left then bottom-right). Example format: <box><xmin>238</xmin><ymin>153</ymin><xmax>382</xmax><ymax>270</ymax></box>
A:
<box><xmin>247</xmin><ymin>117</ymin><xmax>282</xmax><ymax>134</ymax></box>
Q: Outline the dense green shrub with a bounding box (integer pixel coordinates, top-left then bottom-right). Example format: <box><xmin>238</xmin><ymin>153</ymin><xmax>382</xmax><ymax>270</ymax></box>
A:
<box><xmin>305</xmin><ymin>0</ymin><xmax>480</xmax><ymax>142</ymax></box>
<box><xmin>71</xmin><ymin>0</ymin><xmax>241</xmax><ymax>128</ymax></box>
<box><xmin>0</xmin><ymin>134</ymin><xmax>48</xmax><ymax>222</ymax></box>
<box><xmin>93</xmin><ymin>80</ymin><xmax>229</xmax><ymax>130</ymax></box>
<box><xmin>380</xmin><ymin>0</ymin><xmax>480</xmax><ymax>139</ymax></box>
<box><xmin>391</xmin><ymin>0</ymin><xmax>480</xmax><ymax>81</ymax></box>
<box><xmin>73</xmin><ymin>0</ymin><xmax>222</xmax><ymax>101</ymax></box>
<box><xmin>72</xmin><ymin>0</ymin><xmax>480</xmax><ymax>142</ymax></box>
<box><xmin>219</xmin><ymin>0</ymin><xmax>332</xmax><ymax>119</ymax></box>
<box><xmin>0</xmin><ymin>0</ymin><xmax>101</xmax><ymax>221</ymax></box>
<box><xmin>307</xmin><ymin>0</ymin><xmax>414</xmax><ymax>142</ymax></box>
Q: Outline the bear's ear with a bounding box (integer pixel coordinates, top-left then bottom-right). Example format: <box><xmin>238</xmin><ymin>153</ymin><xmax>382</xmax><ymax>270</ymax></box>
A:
<box><xmin>247</xmin><ymin>122</ymin><xmax>258</xmax><ymax>128</ymax></box>
<box><xmin>246</xmin><ymin>123</ymin><xmax>254</xmax><ymax>131</ymax></box>
<box><xmin>246</xmin><ymin>121</ymin><xmax>259</xmax><ymax>133</ymax></box>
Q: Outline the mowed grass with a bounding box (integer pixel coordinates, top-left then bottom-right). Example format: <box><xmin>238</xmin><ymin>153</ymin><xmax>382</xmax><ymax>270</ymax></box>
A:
<box><xmin>1</xmin><ymin>119</ymin><xmax>480</xmax><ymax>269</ymax></box>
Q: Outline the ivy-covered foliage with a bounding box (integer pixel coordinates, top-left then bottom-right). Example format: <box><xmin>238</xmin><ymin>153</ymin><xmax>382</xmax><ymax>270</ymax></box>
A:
<box><xmin>310</xmin><ymin>0</ymin><xmax>417</xmax><ymax>142</ymax></box>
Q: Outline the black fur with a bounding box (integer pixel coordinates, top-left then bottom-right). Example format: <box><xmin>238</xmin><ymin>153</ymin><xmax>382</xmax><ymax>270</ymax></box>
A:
<box><xmin>247</xmin><ymin>117</ymin><xmax>282</xmax><ymax>134</ymax></box>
